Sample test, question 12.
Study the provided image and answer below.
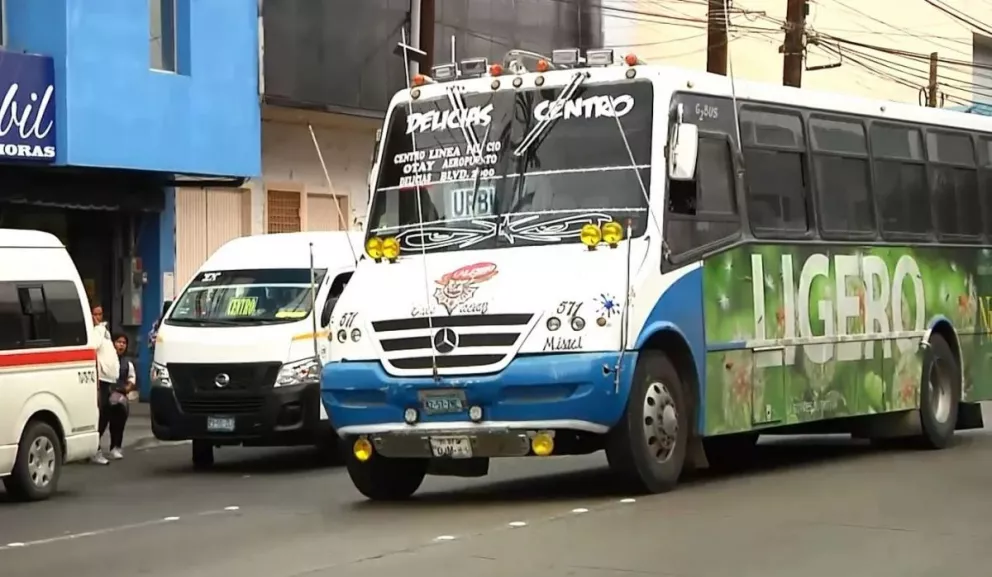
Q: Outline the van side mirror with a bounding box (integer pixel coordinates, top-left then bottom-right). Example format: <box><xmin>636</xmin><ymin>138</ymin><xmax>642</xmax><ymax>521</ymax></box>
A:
<box><xmin>320</xmin><ymin>297</ymin><xmax>337</xmax><ymax>328</ymax></box>
<box><xmin>668</xmin><ymin>123</ymin><xmax>699</xmax><ymax>181</ymax></box>
<box><xmin>161</xmin><ymin>300</ymin><xmax>173</xmax><ymax>318</ymax></box>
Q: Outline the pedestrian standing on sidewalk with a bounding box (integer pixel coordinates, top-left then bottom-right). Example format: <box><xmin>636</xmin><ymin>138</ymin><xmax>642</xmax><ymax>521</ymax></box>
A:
<box><xmin>106</xmin><ymin>332</ymin><xmax>137</xmax><ymax>460</ymax></box>
<box><xmin>90</xmin><ymin>305</ymin><xmax>120</xmax><ymax>465</ymax></box>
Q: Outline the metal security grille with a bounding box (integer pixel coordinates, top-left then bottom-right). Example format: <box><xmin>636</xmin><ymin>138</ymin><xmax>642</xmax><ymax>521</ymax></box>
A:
<box><xmin>267</xmin><ymin>190</ymin><xmax>301</xmax><ymax>233</ymax></box>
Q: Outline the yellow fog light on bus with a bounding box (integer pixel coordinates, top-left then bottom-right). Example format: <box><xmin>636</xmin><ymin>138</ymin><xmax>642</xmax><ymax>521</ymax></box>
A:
<box><xmin>531</xmin><ymin>432</ymin><xmax>554</xmax><ymax>456</ymax></box>
<box><xmin>365</xmin><ymin>237</ymin><xmax>384</xmax><ymax>260</ymax></box>
<box><xmin>353</xmin><ymin>437</ymin><xmax>374</xmax><ymax>462</ymax></box>
<box><xmin>580</xmin><ymin>223</ymin><xmax>602</xmax><ymax>248</ymax></box>
<box><xmin>601</xmin><ymin>221</ymin><xmax>624</xmax><ymax>247</ymax></box>
<box><xmin>381</xmin><ymin>237</ymin><xmax>400</xmax><ymax>261</ymax></box>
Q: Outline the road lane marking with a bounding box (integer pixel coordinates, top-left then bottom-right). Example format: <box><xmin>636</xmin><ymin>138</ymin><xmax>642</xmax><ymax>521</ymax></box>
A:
<box><xmin>0</xmin><ymin>508</ymin><xmax>240</xmax><ymax>552</ymax></box>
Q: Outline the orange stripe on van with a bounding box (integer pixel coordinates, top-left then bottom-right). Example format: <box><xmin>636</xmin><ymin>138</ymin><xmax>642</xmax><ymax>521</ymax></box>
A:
<box><xmin>0</xmin><ymin>348</ymin><xmax>96</xmax><ymax>368</ymax></box>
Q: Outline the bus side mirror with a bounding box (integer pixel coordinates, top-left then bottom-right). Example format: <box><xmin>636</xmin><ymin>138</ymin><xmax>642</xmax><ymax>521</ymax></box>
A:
<box><xmin>668</xmin><ymin>123</ymin><xmax>699</xmax><ymax>181</ymax></box>
<box><xmin>320</xmin><ymin>297</ymin><xmax>337</xmax><ymax>328</ymax></box>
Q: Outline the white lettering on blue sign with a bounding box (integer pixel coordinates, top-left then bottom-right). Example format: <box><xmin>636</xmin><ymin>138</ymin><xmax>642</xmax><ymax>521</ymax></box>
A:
<box><xmin>0</xmin><ymin>83</ymin><xmax>56</xmax><ymax>159</ymax></box>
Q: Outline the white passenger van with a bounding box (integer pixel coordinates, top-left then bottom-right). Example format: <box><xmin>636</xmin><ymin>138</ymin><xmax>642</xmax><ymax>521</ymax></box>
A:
<box><xmin>0</xmin><ymin>229</ymin><xmax>99</xmax><ymax>501</ymax></box>
<box><xmin>150</xmin><ymin>232</ymin><xmax>360</xmax><ymax>468</ymax></box>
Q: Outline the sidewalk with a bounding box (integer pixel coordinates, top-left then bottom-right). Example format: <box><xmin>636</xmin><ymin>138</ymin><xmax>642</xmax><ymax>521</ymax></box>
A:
<box><xmin>121</xmin><ymin>402</ymin><xmax>186</xmax><ymax>451</ymax></box>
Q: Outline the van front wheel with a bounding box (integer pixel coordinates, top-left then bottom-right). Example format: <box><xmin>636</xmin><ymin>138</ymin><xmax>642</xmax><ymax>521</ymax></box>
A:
<box><xmin>191</xmin><ymin>440</ymin><xmax>214</xmax><ymax>469</ymax></box>
<box><xmin>3</xmin><ymin>421</ymin><xmax>63</xmax><ymax>501</ymax></box>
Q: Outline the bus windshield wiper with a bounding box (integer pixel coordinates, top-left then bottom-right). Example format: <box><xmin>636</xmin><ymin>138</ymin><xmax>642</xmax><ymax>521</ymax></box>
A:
<box><xmin>512</xmin><ymin>71</ymin><xmax>585</xmax><ymax>158</ymax></box>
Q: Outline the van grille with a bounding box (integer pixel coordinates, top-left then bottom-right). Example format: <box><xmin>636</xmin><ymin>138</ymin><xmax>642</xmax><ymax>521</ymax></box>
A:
<box><xmin>371</xmin><ymin>314</ymin><xmax>533</xmax><ymax>376</ymax></box>
<box><xmin>168</xmin><ymin>362</ymin><xmax>280</xmax><ymax>416</ymax></box>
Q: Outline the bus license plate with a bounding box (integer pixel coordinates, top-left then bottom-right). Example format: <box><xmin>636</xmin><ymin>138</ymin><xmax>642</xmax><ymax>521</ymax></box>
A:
<box><xmin>207</xmin><ymin>416</ymin><xmax>235</xmax><ymax>432</ymax></box>
<box><xmin>419</xmin><ymin>390</ymin><xmax>466</xmax><ymax>415</ymax></box>
<box><xmin>429</xmin><ymin>437</ymin><xmax>473</xmax><ymax>459</ymax></box>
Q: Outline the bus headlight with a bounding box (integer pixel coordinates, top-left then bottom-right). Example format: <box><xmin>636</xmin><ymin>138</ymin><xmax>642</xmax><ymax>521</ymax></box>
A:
<box><xmin>580</xmin><ymin>223</ymin><xmax>601</xmax><ymax>248</ymax></box>
<box><xmin>365</xmin><ymin>237</ymin><xmax>384</xmax><ymax>260</ymax></box>
<box><xmin>601</xmin><ymin>221</ymin><xmax>624</xmax><ymax>247</ymax></box>
<box><xmin>276</xmin><ymin>357</ymin><xmax>321</xmax><ymax>387</ymax></box>
<box><xmin>381</xmin><ymin>237</ymin><xmax>400</xmax><ymax>261</ymax></box>
<box><xmin>150</xmin><ymin>362</ymin><xmax>172</xmax><ymax>388</ymax></box>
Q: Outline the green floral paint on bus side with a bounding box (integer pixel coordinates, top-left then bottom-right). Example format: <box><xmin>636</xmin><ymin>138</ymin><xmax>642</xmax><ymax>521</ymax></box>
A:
<box><xmin>701</xmin><ymin>244</ymin><xmax>992</xmax><ymax>435</ymax></box>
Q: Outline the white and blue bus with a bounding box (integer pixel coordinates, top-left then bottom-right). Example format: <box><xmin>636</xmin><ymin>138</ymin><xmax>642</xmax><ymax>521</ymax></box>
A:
<box><xmin>321</xmin><ymin>48</ymin><xmax>992</xmax><ymax>500</ymax></box>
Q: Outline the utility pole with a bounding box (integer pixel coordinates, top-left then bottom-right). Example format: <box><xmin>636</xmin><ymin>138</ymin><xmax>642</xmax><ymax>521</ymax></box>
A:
<box><xmin>706</xmin><ymin>0</ymin><xmax>728</xmax><ymax>75</ymax></box>
<box><xmin>418</xmin><ymin>0</ymin><xmax>435</xmax><ymax>73</ymax></box>
<box><xmin>927</xmin><ymin>51</ymin><xmax>939</xmax><ymax>107</ymax></box>
<box><xmin>782</xmin><ymin>0</ymin><xmax>806</xmax><ymax>87</ymax></box>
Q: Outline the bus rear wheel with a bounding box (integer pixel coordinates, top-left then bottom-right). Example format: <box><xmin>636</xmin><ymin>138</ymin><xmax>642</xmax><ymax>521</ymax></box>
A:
<box><xmin>606</xmin><ymin>349</ymin><xmax>689</xmax><ymax>494</ymax></box>
<box><xmin>917</xmin><ymin>333</ymin><xmax>960</xmax><ymax>449</ymax></box>
<box><xmin>346</xmin><ymin>452</ymin><xmax>428</xmax><ymax>501</ymax></box>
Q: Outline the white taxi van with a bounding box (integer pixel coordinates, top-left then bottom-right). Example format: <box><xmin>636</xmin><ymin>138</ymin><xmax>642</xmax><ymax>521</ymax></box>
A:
<box><xmin>150</xmin><ymin>232</ymin><xmax>359</xmax><ymax>468</ymax></box>
<box><xmin>0</xmin><ymin>229</ymin><xmax>99</xmax><ymax>501</ymax></box>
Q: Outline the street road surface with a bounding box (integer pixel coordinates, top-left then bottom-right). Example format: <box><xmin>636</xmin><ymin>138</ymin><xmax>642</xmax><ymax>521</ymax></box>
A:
<box><xmin>3</xmin><ymin>424</ymin><xmax>992</xmax><ymax>577</ymax></box>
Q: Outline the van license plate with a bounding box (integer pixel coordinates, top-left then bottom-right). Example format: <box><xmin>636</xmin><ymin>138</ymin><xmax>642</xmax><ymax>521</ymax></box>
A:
<box><xmin>429</xmin><ymin>436</ymin><xmax>473</xmax><ymax>459</ymax></box>
<box><xmin>207</xmin><ymin>416</ymin><xmax>235</xmax><ymax>432</ymax></box>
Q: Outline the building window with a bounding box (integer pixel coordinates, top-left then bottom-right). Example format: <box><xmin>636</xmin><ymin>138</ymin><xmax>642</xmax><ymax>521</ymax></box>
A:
<box><xmin>267</xmin><ymin>190</ymin><xmax>302</xmax><ymax>233</ymax></box>
<box><xmin>150</xmin><ymin>0</ymin><xmax>177</xmax><ymax>72</ymax></box>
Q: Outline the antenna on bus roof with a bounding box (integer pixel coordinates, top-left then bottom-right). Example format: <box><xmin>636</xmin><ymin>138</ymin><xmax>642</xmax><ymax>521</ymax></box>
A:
<box><xmin>308</xmin><ymin>242</ymin><xmax>321</xmax><ymax>366</ymax></box>
<box><xmin>723</xmin><ymin>0</ymin><xmax>744</xmax><ymax>154</ymax></box>
<box><xmin>398</xmin><ymin>25</ymin><xmax>440</xmax><ymax>383</ymax></box>
<box><xmin>308</xmin><ymin>124</ymin><xmax>359</xmax><ymax>268</ymax></box>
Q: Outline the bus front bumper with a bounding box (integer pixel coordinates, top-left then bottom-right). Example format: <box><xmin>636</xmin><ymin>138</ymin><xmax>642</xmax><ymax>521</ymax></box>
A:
<box><xmin>320</xmin><ymin>352</ymin><xmax>637</xmax><ymax>458</ymax></box>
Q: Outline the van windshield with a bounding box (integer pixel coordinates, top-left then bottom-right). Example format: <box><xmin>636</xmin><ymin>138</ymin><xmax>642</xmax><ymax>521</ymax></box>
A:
<box><xmin>166</xmin><ymin>269</ymin><xmax>327</xmax><ymax>327</ymax></box>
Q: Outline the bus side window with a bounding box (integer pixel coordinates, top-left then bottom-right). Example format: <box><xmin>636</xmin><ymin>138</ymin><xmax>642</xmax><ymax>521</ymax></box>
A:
<box><xmin>321</xmin><ymin>273</ymin><xmax>353</xmax><ymax>328</ymax></box>
<box><xmin>665</xmin><ymin>136</ymin><xmax>740</xmax><ymax>258</ymax></box>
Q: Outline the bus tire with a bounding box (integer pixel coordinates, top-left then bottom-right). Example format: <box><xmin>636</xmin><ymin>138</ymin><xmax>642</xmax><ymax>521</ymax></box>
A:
<box><xmin>917</xmin><ymin>333</ymin><xmax>960</xmax><ymax>450</ymax></box>
<box><xmin>346</xmin><ymin>453</ymin><xmax>428</xmax><ymax>501</ymax></box>
<box><xmin>191</xmin><ymin>440</ymin><xmax>215</xmax><ymax>469</ymax></box>
<box><xmin>3</xmin><ymin>421</ymin><xmax>63</xmax><ymax>502</ymax></box>
<box><xmin>605</xmin><ymin>349</ymin><xmax>689</xmax><ymax>494</ymax></box>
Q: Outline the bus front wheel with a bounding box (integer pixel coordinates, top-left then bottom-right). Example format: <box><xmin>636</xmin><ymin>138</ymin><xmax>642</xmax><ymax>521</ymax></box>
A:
<box><xmin>346</xmin><ymin>452</ymin><xmax>428</xmax><ymax>501</ymax></box>
<box><xmin>606</xmin><ymin>349</ymin><xmax>689</xmax><ymax>494</ymax></box>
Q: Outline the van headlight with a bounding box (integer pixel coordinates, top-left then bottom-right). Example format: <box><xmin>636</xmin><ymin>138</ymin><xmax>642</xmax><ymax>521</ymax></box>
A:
<box><xmin>276</xmin><ymin>357</ymin><xmax>321</xmax><ymax>387</ymax></box>
<box><xmin>151</xmin><ymin>363</ymin><xmax>172</xmax><ymax>388</ymax></box>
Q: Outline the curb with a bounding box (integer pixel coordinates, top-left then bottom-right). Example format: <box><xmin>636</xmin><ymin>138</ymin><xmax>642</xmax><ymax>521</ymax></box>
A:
<box><xmin>126</xmin><ymin>435</ymin><xmax>191</xmax><ymax>452</ymax></box>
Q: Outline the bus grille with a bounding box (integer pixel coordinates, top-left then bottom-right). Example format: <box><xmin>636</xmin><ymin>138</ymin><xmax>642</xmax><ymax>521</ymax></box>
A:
<box><xmin>371</xmin><ymin>313</ymin><xmax>534</xmax><ymax>376</ymax></box>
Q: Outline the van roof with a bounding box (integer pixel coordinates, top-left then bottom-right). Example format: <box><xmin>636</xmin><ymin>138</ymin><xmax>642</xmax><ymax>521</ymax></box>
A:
<box><xmin>0</xmin><ymin>228</ymin><xmax>65</xmax><ymax>249</ymax></box>
<box><xmin>201</xmin><ymin>232</ymin><xmax>363</xmax><ymax>272</ymax></box>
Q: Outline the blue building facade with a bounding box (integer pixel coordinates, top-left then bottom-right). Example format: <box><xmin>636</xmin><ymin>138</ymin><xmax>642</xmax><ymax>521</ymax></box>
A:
<box><xmin>0</xmin><ymin>0</ymin><xmax>261</xmax><ymax>397</ymax></box>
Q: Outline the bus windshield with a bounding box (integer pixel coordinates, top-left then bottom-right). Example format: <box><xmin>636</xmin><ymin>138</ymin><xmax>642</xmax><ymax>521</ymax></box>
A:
<box><xmin>367</xmin><ymin>79</ymin><xmax>653</xmax><ymax>253</ymax></box>
<box><xmin>166</xmin><ymin>268</ymin><xmax>327</xmax><ymax>327</ymax></box>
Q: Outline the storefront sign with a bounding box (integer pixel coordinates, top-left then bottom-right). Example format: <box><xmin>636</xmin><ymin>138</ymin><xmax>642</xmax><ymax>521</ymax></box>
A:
<box><xmin>0</xmin><ymin>52</ymin><xmax>57</xmax><ymax>162</ymax></box>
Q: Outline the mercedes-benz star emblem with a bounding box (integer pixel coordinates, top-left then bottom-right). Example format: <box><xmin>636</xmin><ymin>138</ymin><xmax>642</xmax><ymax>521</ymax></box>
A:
<box><xmin>432</xmin><ymin>328</ymin><xmax>459</xmax><ymax>354</ymax></box>
<box><xmin>214</xmin><ymin>373</ymin><xmax>231</xmax><ymax>388</ymax></box>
